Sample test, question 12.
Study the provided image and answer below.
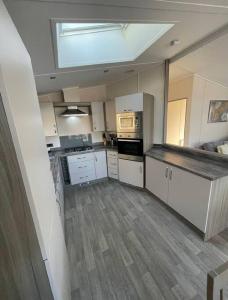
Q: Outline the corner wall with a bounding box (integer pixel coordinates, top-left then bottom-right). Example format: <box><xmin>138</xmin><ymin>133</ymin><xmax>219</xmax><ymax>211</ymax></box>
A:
<box><xmin>107</xmin><ymin>64</ymin><xmax>165</xmax><ymax>143</ymax></box>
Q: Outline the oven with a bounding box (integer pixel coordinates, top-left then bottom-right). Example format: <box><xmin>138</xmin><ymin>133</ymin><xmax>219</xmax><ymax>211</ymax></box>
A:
<box><xmin>117</xmin><ymin>133</ymin><xmax>143</xmax><ymax>162</ymax></box>
<box><xmin>116</xmin><ymin>112</ymin><xmax>143</xmax><ymax>134</ymax></box>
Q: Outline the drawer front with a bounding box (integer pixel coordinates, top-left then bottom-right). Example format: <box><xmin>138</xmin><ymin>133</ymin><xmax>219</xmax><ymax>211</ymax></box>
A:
<box><xmin>108</xmin><ymin>168</ymin><xmax>119</xmax><ymax>180</ymax></box>
<box><xmin>68</xmin><ymin>160</ymin><xmax>95</xmax><ymax>173</ymax></box>
<box><xmin>107</xmin><ymin>150</ymin><xmax>118</xmax><ymax>159</ymax></box>
<box><xmin>107</xmin><ymin>157</ymin><xmax>118</xmax><ymax>169</ymax></box>
<box><xmin>70</xmin><ymin>170</ymin><xmax>96</xmax><ymax>185</ymax></box>
<box><xmin>67</xmin><ymin>152</ymin><xmax>94</xmax><ymax>163</ymax></box>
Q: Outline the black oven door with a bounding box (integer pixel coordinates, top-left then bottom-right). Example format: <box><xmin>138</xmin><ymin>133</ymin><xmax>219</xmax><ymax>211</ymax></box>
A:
<box><xmin>117</xmin><ymin>139</ymin><xmax>143</xmax><ymax>161</ymax></box>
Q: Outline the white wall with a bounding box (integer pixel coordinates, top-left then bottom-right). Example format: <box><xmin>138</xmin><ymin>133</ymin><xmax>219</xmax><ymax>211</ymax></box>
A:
<box><xmin>169</xmin><ymin>74</ymin><xmax>228</xmax><ymax>147</ymax></box>
<box><xmin>189</xmin><ymin>75</ymin><xmax>228</xmax><ymax>146</ymax></box>
<box><xmin>107</xmin><ymin>64</ymin><xmax>165</xmax><ymax>143</ymax></box>
<box><xmin>0</xmin><ymin>2</ymin><xmax>70</xmax><ymax>299</ymax></box>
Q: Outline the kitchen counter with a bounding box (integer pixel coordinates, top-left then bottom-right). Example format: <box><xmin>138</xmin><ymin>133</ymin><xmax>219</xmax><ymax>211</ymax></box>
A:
<box><xmin>145</xmin><ymin>145</ymin><xmax>228</xmax><ymax>181</ymax></box>
<box><xmin>49</xmin><ymin>144</ymin><xmax>118</xmax><ymax>158</ymax></box>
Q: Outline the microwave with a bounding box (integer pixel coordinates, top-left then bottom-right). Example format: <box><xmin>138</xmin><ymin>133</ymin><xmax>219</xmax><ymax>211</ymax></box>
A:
<box><xmin>116</xmin><ymin>112</ymin><xmax>143</xmax><ymax>134</ymax></box>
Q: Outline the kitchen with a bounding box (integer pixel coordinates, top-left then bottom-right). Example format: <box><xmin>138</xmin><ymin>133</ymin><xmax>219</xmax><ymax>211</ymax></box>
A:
<box><xmin>1</xmin><ymin>1</ymin><xmax>228</xmax><ymax>299</ymax></box>
<box><xmin>39</xmin><ymin>85</ymin><xmax>154</xmax><ymax>223</ymax></box>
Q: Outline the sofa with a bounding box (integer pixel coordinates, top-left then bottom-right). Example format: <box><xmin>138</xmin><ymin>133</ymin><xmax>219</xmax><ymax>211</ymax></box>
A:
<box><xmin>199</xmin><ymin>137</ymin><xmax>228</xmax><ymax>153</ymax></box>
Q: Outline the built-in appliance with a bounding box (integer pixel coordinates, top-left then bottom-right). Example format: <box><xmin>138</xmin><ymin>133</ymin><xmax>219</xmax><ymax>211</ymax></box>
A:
<box><xmin>117</xmin><ymin>111</ymin><xmax>143</xmax><ymax>162</ymax></box>
<box><xmin>116</xmin><ymin>112</ymin><xmax>143</xmax><ymax>134</ymax></box>
<box><xmin>117</xmin><ymin>133</ymin><xmax>143</xmax><ymax>162</ymax></box>
<box><xmin>60</xmin><ymin>106</ymin><xmax>88</xmax><ymax>117</ymax></box>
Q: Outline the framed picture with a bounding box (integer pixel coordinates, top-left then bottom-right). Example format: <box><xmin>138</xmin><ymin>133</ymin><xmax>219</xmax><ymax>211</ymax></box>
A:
<box><xmin>208</xmin><ymin>100</ymin><xmax>228</xmax><ymax>123</ymax></box>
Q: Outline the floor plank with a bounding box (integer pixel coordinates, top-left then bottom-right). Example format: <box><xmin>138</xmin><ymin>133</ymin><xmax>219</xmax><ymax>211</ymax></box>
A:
<box><xmin>65</xmin><ymin>180</ymin><xmax>228</xmax><ymax>300</ymax></box>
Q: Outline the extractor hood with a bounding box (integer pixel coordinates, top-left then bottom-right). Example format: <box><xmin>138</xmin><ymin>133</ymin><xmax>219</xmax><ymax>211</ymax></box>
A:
<box><xmin>61</xmin><ymin>106</ymin><xmax>88</xmax><ymax>117</ymax></box>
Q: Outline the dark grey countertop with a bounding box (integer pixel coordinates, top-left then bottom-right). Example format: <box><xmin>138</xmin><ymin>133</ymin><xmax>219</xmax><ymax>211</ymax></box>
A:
<box><xmin>145</xmin><ymin>145</ymin><xmax>228</xmax><ymax>181</ymax></box>
<box><xmin>49</xmin><ymin>144</ymin><xmax>118</xmax><ymax>158</ymax></box>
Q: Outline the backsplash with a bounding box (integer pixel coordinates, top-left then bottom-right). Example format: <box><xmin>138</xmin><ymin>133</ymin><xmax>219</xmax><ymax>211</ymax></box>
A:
<box><xmin>60</xmin><ymin>134</ymin><xmax>92</xmax><ymax>148</ymax></box>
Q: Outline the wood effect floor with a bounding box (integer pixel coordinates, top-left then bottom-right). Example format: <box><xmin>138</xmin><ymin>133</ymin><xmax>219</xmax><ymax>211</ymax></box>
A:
<box><xmin>64</xmin><ymin>180</ymin><xmax>228</xmax><ymax>300</ymax></box>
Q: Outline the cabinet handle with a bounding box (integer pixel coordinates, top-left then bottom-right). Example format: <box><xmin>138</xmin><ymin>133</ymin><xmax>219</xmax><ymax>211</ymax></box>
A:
<box><xmin>139</xmin><ymin>166</ymin><xmax>143</xmax><ymax>173</ymax></box>
<box><xmin>169</xmin><ymin>169</ymin><xmax>173</xmax><ymax>180</ymax></box>
<box><xmin>165</xmin><ymin>167</ymin><xmax>169</xmax><ymax>178</ymax></box>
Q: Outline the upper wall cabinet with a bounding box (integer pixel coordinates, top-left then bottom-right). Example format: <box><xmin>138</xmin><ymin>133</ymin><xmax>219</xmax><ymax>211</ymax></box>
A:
<box><xmin>105</xmin><ymin>100</ymin><xmax>116</xmax><ymax>132</ymax></box>
<box><xmin>40</xmin><ymin>102</ymin><xmax>57</xmax><ymax>136</ymax></box>
<box><xmin>91</xmin><ymin>102</ymin><xmax>105</xmax><ymax>132</ymax></box>
<box><xmin>115</xmin><ymin>93</ymin><xmax>143</xmax><ymax>113</ymax></box>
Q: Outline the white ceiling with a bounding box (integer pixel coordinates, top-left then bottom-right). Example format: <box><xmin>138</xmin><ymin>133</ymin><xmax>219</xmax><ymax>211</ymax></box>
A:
<box><xmin>4</xmin><ymin>0</ymin><xmax>228</xmax><ymax>93</ymax></box>
<box><xmin>170</xmin><ymin>32</ymin><xmax>228</xmax><ymax>87</ymax></box>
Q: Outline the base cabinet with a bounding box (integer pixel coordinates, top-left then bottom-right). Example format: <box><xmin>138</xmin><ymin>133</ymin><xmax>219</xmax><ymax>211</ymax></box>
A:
<box><xmin>168</xmin><ymin>165</ymin><xmax>211</xmax><ymax>232</ymax></box>
<box><xmin>146</xmin><ymin>157</ymin><xmax>169</xmax><ymax>203</ymax></box>
<box><xmin>68</xmin><ymin>150</ymin><xmax>107</xmax><ymax>185</ymax></box>
<box><xmin>94</xmin><ymin>151</ymin><xmax>107</xmax><ymax>179</ymax></box>
<box><xmin>146</xmin><ymin>156</ymin><xmax>212</xmax><ymax>232</ymax></box>
<box><xmin>119</xmin><ymin>159</ymin><xmax>144</xmax><ymax>188</ymax></box>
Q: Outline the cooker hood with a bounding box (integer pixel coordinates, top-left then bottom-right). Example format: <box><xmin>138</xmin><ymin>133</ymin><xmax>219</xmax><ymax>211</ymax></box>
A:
<box><xmin>61</xmin><ymin>106</ymin><xmax>88</xmax><ymax>117</ymax></box>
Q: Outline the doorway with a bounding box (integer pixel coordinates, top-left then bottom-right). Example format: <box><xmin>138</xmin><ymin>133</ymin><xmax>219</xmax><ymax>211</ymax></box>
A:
<box><xmin>166</xmin><ymin>98</ymin><xmax>187</xmax><ymax>146</ymax></box>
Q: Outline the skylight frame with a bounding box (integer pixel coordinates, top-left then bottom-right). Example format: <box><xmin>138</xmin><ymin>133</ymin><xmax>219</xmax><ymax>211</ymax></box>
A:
<box><xmin>51</xmin><ymin>19</ymin><xmax>175</xmax><ymax>70</ymax></box>
<box><xmin>59</xmin><ymin>23</ymin><xmax>128</xmax><ymax>36</ymax></box>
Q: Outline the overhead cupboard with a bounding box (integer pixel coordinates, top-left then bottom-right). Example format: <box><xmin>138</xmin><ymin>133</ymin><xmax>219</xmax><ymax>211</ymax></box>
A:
<box><xmin>145</xmin><ymin>156</ymin><xmax>228</xmax><ymax>240</ymax></box>
<box><xmin>40</xmin><ymin>102</ymin><xmax>58</xmax><ymax>136</ymax></box>
<box><xmin>115</xmin><ymin>93</ymin><xmax>144</xmax><ymax>113</ymax></box>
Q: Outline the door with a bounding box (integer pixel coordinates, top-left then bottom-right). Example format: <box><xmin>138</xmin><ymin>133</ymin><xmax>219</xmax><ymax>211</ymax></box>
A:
<box><xmin>166</xmin><ymin>99</ymin><xmax>187</xmax><ymax>146</ymax></box>
<box><xmin>115</xmin><ymin>93</ymin><xmax>143</xmax><ymax>112</ymax></box>
<box><xmin>168</xmin><ymin>166</ymin><xmax>211</xmax><ymax>232</ymax></box>
<box><xmin>91</xmin><ymin>101</ymin><xmax>105</xmax><ymax>131</ymax></box>
<box><xmin>145</xmin><ymin>157</ymin><xmax>169</xmax><ymax>203</ymax></box>
<box><xmin>119</xmin><ymin>159</ymin><xmax>144</xmax><ymax>188</ymax></box>
<box><xmin>94</xmin><ymin>151</ymin><xmax>108</xmax><ymax>179</ymax></box>
<box><xmin>0</xmin><ymin>95</ymin><xmax>53</xmax><ymax>300</ymax></box>
<box><xmin>40</xmin><ymin>102</ymin><xmax>57</xmax><ymax>136</ymax></box>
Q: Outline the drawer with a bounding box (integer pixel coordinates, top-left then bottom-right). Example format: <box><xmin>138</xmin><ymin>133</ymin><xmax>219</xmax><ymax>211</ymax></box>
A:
<box><xmin>108</xmin><ymin>167</ymin><xmax>119</xmax><ymax>180</ymax></box>
<box><xmin>68</xmin><ymin>160</ymin><xmax>95</xmax><ymax>173</ymax></box>
<box><xmin>70</xmin><ymin>170</ymin><xmax>96</xmax><ymax>185</ymax></box>
<box><xmin>107</xmin><ymin>150</ymin><xmax>118</xmax><ymax>159</ymax></box>
<box><xmin>67</xmin><ymin>152</ymin><xmax>94</xmax><ymax>163</ymax></box>
<box><xmin>107</xmin><ymin>157</ymin><xmax>118</xmax><ymax>169</ymax></box>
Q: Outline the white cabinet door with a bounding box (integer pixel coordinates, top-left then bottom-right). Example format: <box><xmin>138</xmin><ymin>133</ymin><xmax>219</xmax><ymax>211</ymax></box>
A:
<box><xmin>115</xmin><ymin>93</ymin><xmax>143</xmax><ymax>113</ymax></box>
<box><xmin>91</xmin><ymin>102</ymin><xmax>105</xmax><ymax>131</ymax></box>
<box><xmin>67</xmin><ymin>153</ymin><xmax>96</xmax><ymax>185</ymax></box>
<box><xmin>119</xmin><ymin>159</ymin><xmax>144</xmax><ymax>188</ymax></box>
<box><xmin>40</xmin><ymin>102</ymin><xmax>57</xmax><ymax>136</ymax></box>
<box><xmin>145</xmin><ymin>157</ymin><xmax>169</xmax><ymax>203</ymax></box>
<box><xmin>105</xmin><ymin>100</ymin><xmax>116</xmax><ymax>131</ymax></box>
<box><xmin>168</xmin><ymin>166</ymin><xmax>211</xmax><ymax>232</ymax></box>
<box><xmin>94</xmin><ymin>150</ymin><xmax>107</xmax><ymax>179</ymax></box>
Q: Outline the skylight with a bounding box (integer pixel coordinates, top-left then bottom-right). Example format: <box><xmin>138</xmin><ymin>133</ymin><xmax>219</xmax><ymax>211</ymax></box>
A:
<box><xmin>54</xmin><ymin>22</ymin><xmax>174</xmax><ymax>68</ymax></box>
